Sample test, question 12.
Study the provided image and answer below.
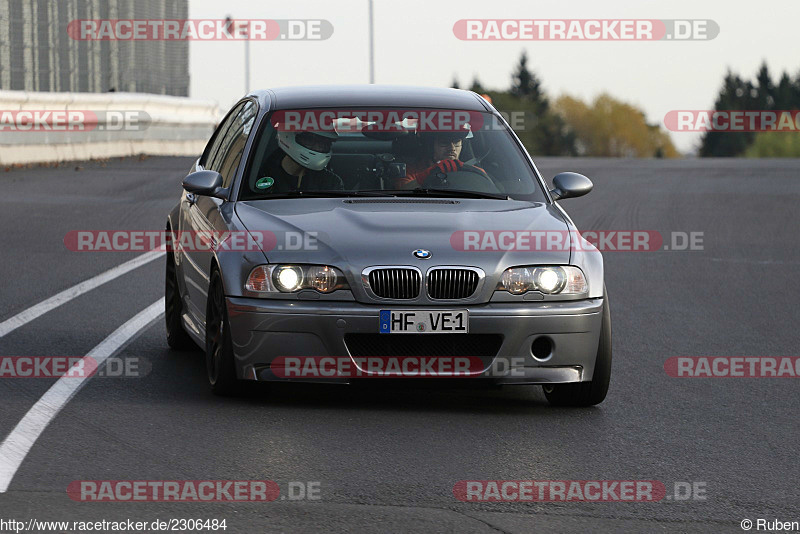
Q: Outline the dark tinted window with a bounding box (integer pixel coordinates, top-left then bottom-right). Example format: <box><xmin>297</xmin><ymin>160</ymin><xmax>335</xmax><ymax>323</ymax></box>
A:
<box><xmin>201</xmin><ymin>102</ymin><xmax>244</xmax><ymax>171</ymax></box>
<box><xmin>214</xmin><ymin>101</ymin><xmax>257</xmax><ymax>187</ymax></box>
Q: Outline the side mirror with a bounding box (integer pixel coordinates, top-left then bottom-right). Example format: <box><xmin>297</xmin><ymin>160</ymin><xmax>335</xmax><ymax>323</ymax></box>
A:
<box><xmin>182</xmin><ymin>170</ymin><xmax>227</xmax><ymax>200</ymax></box>
<box><xmin>549</xmin><ymin>172</ymin><xmax>593</xmax><ymax>201</ymax></box>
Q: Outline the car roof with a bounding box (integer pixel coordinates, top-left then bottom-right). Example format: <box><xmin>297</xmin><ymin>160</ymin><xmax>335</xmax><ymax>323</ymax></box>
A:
<box><xmin>247</xmin><ymin>85</ymin><xmax>492</xmax><ymax>112</ymax></box>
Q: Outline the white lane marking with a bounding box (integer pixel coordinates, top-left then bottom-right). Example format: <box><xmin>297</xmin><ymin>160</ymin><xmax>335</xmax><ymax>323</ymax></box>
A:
<box><xmin>0</xmin><ymin>250</ymin><xmax>164</xmax><ymax>338</ymax></box>
<box><xmin>0</xmin><ymin>298</ymin><xmax>164</xmax><ymax>493</ymax></box>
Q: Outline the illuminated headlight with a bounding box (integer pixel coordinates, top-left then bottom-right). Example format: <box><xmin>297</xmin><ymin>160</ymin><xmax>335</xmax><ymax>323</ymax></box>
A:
<box><xmin>274</xmin><ymin>265</ymin><xmax>303</xmax><ymax>292</ymax></box>
<box><xmin>533</xmin><ymin>267</ymin><xmax>566</xmax><ymax>293</ymax></box>
<box><xmin>245</xmin><ymin>265</ymin><xmax>349</xmax><ymax>294</ymax></box>
<box><xmin>497</xmin><ymin>266</ymin><xmax>587</xmax><ymax>295</ymax></box>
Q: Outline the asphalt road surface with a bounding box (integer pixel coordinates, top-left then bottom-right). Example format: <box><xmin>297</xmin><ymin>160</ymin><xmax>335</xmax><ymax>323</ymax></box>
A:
<box><xmin>1</xmin><ymin>156</ymin><xmax>798</xmax><ymax>533</ymax></box>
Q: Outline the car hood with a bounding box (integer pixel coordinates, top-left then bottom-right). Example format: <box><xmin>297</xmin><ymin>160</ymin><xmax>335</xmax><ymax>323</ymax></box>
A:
<box><xmin>235</xmin><ymin>197</ymin><xmax>571</xmax><ymax>271</ymax></box>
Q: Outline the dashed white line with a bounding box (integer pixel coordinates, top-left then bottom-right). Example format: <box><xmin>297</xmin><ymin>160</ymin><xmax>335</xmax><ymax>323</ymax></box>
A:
<box><xmin>0</xmin><ymin>298</ymin><xmax>164</xmax><ymax>493</ymax></box>
<box><xmin>0</xmin><ymin>250</ymin><xmax>164</xmax><ymax>338</ymax></box>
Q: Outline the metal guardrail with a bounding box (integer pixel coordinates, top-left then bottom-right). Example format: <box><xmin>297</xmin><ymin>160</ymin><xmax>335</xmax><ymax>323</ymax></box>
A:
<box><xmin>0</xmin><ymin>90</ymin><xmax>220</xmax><ymax>165</ymax></box>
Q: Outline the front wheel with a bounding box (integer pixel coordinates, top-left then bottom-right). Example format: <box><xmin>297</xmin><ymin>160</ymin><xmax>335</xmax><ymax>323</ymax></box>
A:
<box><xmin>543</xmin><ymin>287</ymin><xmax>612</xmax><ymax>407</ymax></box>
<box><xmin>165</xmin><ymin>249</ymin><xmax>195</xmax><ymax>350</ymax></box>
<box><xmin>205</xmin><ymin>270</ymin><xmax>239</xmax><ymax>395</ymax></box>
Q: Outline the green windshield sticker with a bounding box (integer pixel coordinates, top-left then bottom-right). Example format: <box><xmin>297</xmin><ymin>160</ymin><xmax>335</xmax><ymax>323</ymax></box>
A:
<box><xmin>255</xmin><ymin>176</ymin><xmax>274</xmax><ymax>189</ymax></box>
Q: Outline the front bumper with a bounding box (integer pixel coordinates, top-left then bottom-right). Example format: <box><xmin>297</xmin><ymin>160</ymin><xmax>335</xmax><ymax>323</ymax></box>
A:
<box><xmin>226</xmin><ymin>297</ymin><xmax>603</xmax><ymax>385</ymax></box>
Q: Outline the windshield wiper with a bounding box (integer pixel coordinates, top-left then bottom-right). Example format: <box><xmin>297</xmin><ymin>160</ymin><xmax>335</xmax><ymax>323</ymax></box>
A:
<box><xmin>386</xmin><ymin>188</ymin><xmax>509</xmax><ymax>200</ymax></box>
<box><xmin>260</xmin><ymin>190</ymin><xmax>395</xmax><ymax>199</ymax></box>
<box><xmin>260</xmin><ymin>189</ymin><xmax>508</xmax><ymax>200</ymax></box>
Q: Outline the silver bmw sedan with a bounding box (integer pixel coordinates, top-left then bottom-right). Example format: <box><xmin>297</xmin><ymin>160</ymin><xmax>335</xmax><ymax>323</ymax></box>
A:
<box><xmin>165</xmin><ymin>85</ymin><xmax>610</xmax><ymax>406</ymax></box>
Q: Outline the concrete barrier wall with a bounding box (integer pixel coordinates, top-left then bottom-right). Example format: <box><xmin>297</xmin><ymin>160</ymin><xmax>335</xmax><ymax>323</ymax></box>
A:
<box><xmin>0</xmin><ymin>90</ymin><xmax>220</xmax><ymax>165</ymax></box>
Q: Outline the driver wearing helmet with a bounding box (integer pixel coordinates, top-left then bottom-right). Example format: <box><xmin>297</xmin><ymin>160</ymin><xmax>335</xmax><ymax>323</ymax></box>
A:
<box><xmin>395</xmin><ymin>127</ymin><xmax>471</xmax><ymax>189</ymax></box>
<box><xmin>259</xmin><ymin>127</ymin><xmax>342</xmax><ymax>193</ymax></box>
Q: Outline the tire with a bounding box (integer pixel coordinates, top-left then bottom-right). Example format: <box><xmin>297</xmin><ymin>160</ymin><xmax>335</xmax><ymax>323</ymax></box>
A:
<box><xmin>543</xmin><ymin>286</ymin><xmax>612</xmax><ymax>407</ymax></box>
<box><xmin>205</xmin><ymin>269</ymin><xmax>239</xmax><ymax>396</ymax></box>
<box><xmin>165</xmin><ymin>249</ymin><xmax>196</xmax><ymax>350</ymax></box>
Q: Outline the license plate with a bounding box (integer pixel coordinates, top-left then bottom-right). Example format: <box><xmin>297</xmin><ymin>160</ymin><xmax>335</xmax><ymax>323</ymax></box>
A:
<box><xmin>379</xmin><ymin>310</ymin><xmax>469</xmax><ymax>334</ymax></box>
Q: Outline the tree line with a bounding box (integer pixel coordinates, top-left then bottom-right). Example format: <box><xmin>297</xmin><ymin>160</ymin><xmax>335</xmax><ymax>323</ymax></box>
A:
<box><xmin>454</xmin><ymin>52</ymin><xmax>678</xmax><ymax>158</ymax></box>
<box><xmin>700</xmin><ymin>62</ymin><xmax>800</xmax><ymax>157</ymax></box>
<box><xmin>456</xmin><ymin>54</ymin><xmax>800</xmax><ymax>158</ymax></box>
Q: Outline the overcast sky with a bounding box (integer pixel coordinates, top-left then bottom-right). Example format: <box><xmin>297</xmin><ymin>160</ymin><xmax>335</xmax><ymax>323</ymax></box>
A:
<box><xmin>189</xmin><ymin>0</ymin><xmax>800</xmax><ymax>154</ymax></box>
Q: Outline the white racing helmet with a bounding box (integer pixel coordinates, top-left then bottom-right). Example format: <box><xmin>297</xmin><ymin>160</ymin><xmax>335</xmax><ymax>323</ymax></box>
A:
<box><xmin>276</xmin><ymin>129</ymin><xmax>339</xmax><ymax>171</ymax></box>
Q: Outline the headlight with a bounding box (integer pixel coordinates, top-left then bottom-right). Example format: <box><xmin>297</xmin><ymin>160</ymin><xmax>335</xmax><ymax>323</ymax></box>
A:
<box><xmin>496</xmin><ymin>266</ymin><xmax>587</xmax><ymax>295</ymax></box>
<box><xmin>274</xmin><ymin>265</ymin><xmax>303</xmax><ymax>292</ymax></box>
<box><xmin>307</xmin><ymin>265</ymin><xmax>338</xmax><ymax>292</ymax></box>
<box><xmin>533</xmin><ymin>267</ymin><xmax>566</xmax><ymax>293</ymax></box>
<box><xmin>245</xmin><ymin>265</ymin><xmax>349</xmax><ymax>294</ymax></box>
<box><xmin>500</xmin><ymin>267</ymin><xmax>533</xmax><ymax>295</ymax></box>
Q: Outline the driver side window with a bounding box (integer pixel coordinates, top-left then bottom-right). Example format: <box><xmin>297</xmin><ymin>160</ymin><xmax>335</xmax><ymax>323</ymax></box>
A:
<box><xmin>214</xmin><ymin>101</ymin><xmax>257</xmax><ymax>188</ymax></box>
<box><xmin>201</xmin><ymin>102</ymin><xmax>245</xmax><ymax>172</ymax></box>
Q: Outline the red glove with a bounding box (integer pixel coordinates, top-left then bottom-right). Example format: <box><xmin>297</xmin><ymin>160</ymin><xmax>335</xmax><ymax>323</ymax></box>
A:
<box><xmin>434</xmin><ymin>159</ymin><xmax>463</xmax><ymax>173</ymax></box>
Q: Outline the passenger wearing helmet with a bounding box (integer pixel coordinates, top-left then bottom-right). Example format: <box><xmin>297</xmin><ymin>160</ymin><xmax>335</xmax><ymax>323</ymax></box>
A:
<box><xmin>395</xmin><ymin>129</ymin><xmax>470</xmax><ymax>189</ymax></box>
<box><xmin>258</xmin><ymin>129</ymin><xmax>342</xmax><ymax>193</ymax></box>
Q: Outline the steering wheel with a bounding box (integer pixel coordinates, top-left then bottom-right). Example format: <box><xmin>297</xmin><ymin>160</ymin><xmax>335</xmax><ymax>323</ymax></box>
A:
<box><xmin>424</xmin><ymin>164</ymin><xmax>500</xmax><ymax>194</ymax></box>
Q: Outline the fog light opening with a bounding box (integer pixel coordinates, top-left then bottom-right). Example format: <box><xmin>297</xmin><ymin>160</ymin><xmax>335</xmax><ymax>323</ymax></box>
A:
<box><xmin>531</xmin><ymin>336</ymin><xmax>554</xmax><ymax>361</ymax></box>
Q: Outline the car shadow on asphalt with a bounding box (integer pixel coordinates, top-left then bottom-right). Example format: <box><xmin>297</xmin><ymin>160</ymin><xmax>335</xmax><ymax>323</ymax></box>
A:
<box><xmin>160</xmin><ymin>347</ymin><xmax>608</xmax><ymax>416</ymax></box>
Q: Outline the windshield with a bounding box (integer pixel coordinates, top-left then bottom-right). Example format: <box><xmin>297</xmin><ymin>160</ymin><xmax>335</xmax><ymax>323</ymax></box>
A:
<box><xmin>240</xmin><ymin>107</ymin><xmax>546</xmax><ymax>202</ymax></box>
